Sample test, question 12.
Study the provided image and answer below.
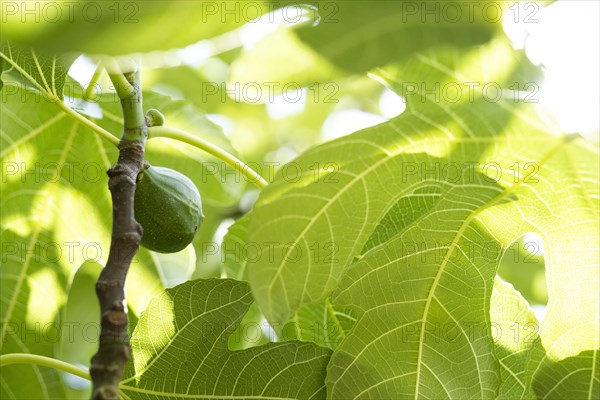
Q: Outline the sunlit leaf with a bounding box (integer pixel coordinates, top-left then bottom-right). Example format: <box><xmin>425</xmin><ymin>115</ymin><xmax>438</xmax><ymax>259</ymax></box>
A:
<box><xmin>222</xmin><ymin>215</ymin><xmax>357</xmax><ymax>350</ymax></box>
<box><xmin>0</xmin><ymin>91</ymin><xmax>102</xmax><ymax>399</ymax></box>
<box><xmin>244</xmin><ymin>42</ymin><xmax>599</xmax><ymax>398</ymax></box>
<box><xmin>120</xmin><ymin>279</ymin><xmax>331</xmax><ymax>399</ymax></box>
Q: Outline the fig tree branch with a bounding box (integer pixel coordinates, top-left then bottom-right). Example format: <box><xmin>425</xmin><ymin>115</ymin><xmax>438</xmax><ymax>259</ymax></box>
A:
<box><xmin>89</xmin><ymin>65</ymin><xmax>147</xmax><ymax>400</ymax></box>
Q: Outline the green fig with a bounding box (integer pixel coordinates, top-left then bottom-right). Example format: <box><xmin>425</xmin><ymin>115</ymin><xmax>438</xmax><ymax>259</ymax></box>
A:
<box><xmin>134</xmin><ymin>164</ymin><xmax>203</xmax><ymax>253</ymax></box>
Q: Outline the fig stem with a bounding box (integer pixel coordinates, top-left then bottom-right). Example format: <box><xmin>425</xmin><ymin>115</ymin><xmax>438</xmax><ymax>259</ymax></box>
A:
<box><xmin>90</xmin><ymin>63</ymin><xmax>147</xmax><ymax>400</ymax></box>
<box><xmin>148</xmin><ymin>125</ymin><xmax>268</xmax><ymax>189</ymax></box>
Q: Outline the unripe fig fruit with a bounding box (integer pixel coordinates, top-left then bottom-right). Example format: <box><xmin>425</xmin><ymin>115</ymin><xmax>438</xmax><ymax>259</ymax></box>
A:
<box><xmin>134</xmin><ymin>164</ymin><xmax>203</xmax><ymax>253</ymax></box>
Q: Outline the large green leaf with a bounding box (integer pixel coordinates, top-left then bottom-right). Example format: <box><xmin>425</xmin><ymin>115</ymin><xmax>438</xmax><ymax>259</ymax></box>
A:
<box><xmin>120</xmin><ymin>279</ymin><xmax>332</xmax><ymax>399</ymax></box>
<box><xmin>2</xmin><ymin>1</ymin><xmax>273</xmax><ymax>55</ymax></box>
<box><xmin>296</xmin><ymin>0</ymin><xmax>500</xmax><ymax>73</ymax></box>
<box><xmin>223</xmin><ymin>215</ymin><xmax>358</xmax><ymax>350</ymax></box>
<box><xmin>0</xmin><ymin>49</ymin><xmax>97</xmax><ymax>397</ymax></box>
<box><xmin>325</xmin><ymin>164</ymin><xmax>506</xmax><ymax>398</ymax></box>
<box><xmin>244</xmin><ymin>42</ymin><xmax>599</xmax><ymax>398</ymax></box>
<box><xmin>326</xmin><ymin>118</ymin><xmax>597</xmax><ymax>398</ymax></box>
<box><xmin>245</xmin><ymin>40</ymin><xmax>542</xmax><ymax>324</ymax></box>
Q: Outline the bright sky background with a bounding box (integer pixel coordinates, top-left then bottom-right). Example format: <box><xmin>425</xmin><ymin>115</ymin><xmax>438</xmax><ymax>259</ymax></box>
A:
<box><xmin>503</xmin><ymin>0</ymin><xmax>600</xmax><ymax>139</ymax></box>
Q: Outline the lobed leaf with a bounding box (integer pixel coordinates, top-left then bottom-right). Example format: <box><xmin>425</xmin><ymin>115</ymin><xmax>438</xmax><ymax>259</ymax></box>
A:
<box><xmin>244</xmin><ymin>42</ymin><xmax>599</xmax><ymax>398</ymax></box>
<box><xmin>120</xmin><ymin>279</ymin><xmax>332</xmax><ymax>399</ymax></box>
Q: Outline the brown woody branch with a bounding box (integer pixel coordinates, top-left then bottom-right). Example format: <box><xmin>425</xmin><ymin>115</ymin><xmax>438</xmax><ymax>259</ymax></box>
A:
<box><xmin>89</xmin><ymin>68</ymin><xmax>147</xmax><ymax>400</ymax></box>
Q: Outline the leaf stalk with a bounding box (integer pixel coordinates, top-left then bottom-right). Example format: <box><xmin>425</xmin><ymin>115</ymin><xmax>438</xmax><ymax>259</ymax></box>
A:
<box><xmin>0</xmin><ymin>353</ymin><xmax>91</xmax><ymax>381</ymax></box>
<box><xmin>148</xmin><ymin>125</ymin><xmax>268</xmax><ymax>188</ymax></box>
